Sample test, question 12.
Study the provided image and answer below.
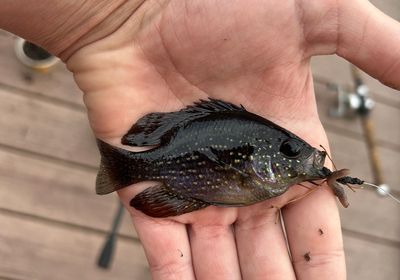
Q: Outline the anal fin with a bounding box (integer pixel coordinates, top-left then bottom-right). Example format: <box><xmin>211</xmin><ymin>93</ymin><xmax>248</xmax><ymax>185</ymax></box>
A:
<box><xmin>130</xmin><ymin>185</ymin><xmax>209</xmax><ymax>217</ymax></box>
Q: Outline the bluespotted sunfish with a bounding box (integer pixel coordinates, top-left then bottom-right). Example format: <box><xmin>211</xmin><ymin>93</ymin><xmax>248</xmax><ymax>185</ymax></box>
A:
<box><xmin>96</xmin><ymin>99</ymin><xmax>341</xmax><ymax>217</ymax></box>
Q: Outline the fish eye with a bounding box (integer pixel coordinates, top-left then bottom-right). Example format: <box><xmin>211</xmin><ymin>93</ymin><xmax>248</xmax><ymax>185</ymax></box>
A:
<box><xmin>280</xmin><ymin>139</ymin><xmax>302</xmax><ymax>158</ymax></box>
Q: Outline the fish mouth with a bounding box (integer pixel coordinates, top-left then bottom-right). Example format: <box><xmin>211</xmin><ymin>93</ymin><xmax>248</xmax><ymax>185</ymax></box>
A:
<box><xmin>304</xmin><ymin>149</ymin><xmax>327</xmax><ymax>179</ymax></box>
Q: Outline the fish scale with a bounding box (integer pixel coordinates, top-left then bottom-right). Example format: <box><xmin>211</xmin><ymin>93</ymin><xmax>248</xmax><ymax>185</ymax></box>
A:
<box><xmin>96</xmin><ymin>99</ymin><xmax>328</xmax><ymax>217</ymax></box>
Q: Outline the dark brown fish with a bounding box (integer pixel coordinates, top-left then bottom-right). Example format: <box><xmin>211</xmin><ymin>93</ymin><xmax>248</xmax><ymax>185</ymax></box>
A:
<box><xmin>96</xmin><ymin>99</ymin><xmax>334</xmax><ymax>217</ymax></box>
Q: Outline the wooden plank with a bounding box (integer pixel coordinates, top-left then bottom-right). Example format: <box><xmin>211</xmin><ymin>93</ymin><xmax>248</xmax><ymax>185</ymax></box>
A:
<box><xmin>344</xmin><ymin>234</ymin><xmax>400</xmax><ymax>280</ymax></box>
<box><xmin>316</xmin><ymin>82</ymin><xmax>400</xmax><ymax>150</ymax></box>
<box><xmin>312</xmin><ymin>56</ymin><xmax>400</xmax><ymax>107</ymax></box>
<box><xmin>340</xmin><ymin>186</ymin><xmax>400</xmax><ymax>245</ymax></box>
<box><xmin>0</xmin><ymin>87</ymin><xmax>135</xmax><ymax>236</ymax></box>
<box><xmin>370</xmin><ymin>0</ymin><xmax>400</xmax><ymax>21</ymax></box>
<box><xmin>0</xmin><ymin>210</ymin><xmax>398</xmax><ymax>280</ymax></box>
<box><xmin>0</xmin><ymin>213</ymin><xmax>150</xmax><ymax>280</ymax></box>
<box><xmin>0</xmin><ymin>36</ymin><xmax>83</xmax><ymax>106</ymax></box>
<box><xmin>0</xmin><ymin>148</ymin><xmax>135</xmax><ymax>237</ymax></box>
<box><xmin>0</xmin><ymin>88</ymin><xmax>98</xmax><ymax>167</ymax></box>
<box><xmin>0</xmin><ymin>277</ymin><xmax>24</xmax><ymax>280</ymax></box>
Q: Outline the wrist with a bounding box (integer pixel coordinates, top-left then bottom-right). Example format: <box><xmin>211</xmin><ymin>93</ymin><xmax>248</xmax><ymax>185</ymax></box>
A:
<box><xmin>59</xmin><ymin>0</ymin><xmax>150</xmax><ymax>61</ymax></box>
<box><xmin>0</xmin><ymin>0</ymin><xmax>148</xmax><ymax>60</ymax></box>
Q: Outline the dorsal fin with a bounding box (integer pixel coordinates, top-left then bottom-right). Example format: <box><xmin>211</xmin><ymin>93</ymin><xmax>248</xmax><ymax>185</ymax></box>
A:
<box><xmin>121</xmin><ymin>98</ymin><xmax>246</xmax><ymax>146</ymax></box>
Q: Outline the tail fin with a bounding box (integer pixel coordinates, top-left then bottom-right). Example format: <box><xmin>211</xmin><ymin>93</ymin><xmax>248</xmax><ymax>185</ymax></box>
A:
<box><xmin>96</xmin><ymin>139</ymin><xmax>142</xmax><ymax>195</ymax></box>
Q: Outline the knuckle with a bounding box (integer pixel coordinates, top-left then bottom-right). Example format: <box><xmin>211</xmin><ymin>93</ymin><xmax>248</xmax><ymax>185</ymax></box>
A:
<box><xmin>149</xmin><ymin>257</ymin><xmax>192</xmax><ymax>279</ymax></box>
<box><xmin>235</xmin><ymin>208</ymin><xmax>280</xmax><ymax>231</ymax></box>
<box><xmin>190</xmin><ymin>223</ymin><xmax>231</xmax><ymax>240</ymax></box>
<box><xmin>293</xmin><ymin>249</ymin><xmax>345</xmax><ymax>268</ymax></box>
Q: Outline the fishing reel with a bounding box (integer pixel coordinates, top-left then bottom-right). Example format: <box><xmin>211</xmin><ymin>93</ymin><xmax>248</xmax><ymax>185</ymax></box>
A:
<box><xmin>326</xmin><ymin>65</ymin><xmax>391</xmax><ymax>198</ymax></box>
<box><xmin>328</xmin><ymin>81</ymin><xmax>375</xmax><ymax>118</ymax></box>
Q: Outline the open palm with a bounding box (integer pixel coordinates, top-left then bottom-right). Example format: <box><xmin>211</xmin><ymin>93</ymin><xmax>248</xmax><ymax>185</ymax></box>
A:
<box><xmin>61</xmin><ymin>0</ymin><xmax>400</xmax><ymax>279</ymax></box>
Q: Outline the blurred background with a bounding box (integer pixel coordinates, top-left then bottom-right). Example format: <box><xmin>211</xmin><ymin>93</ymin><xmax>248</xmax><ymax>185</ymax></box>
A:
<box><xmin>0</xmin><ymin>1</ymin><xmax>399</xmax><ymax>279</ymax></box>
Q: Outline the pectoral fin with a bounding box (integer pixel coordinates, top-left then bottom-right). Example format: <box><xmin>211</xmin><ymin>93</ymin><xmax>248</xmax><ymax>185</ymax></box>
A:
<box><xmin>204</xmin><ymin>147</ymin><xmax>251</xmax><ymax>178</ymax></box>
<box><xmin>130</xmin><ymin>185</ymin><xmax>209</xmax><ymax>217</ymax></box>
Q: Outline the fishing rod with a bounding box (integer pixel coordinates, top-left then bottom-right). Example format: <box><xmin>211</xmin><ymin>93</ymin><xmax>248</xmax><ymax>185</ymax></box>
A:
<box><xmin>97</xmin><ymin>202</ymin><xmax>124</xmax><ymax>269</ymax></box>
<box><xmin>320</xmin><ymin>64</ymin><xmax>390</xmax><ymax>196</ymax></box>
<box><xmin>350</xmin><ymin>65</ymin><xmax>388</xmax><ymax>193</ymax></box>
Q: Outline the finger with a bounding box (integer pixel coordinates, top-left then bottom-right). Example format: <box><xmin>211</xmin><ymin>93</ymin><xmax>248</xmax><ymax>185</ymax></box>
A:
<box><xmin>118</xmin><ymin>186</ymin><xmax>196</xmax><ymax>280</ymax></box>
<box><xmin>188</xmin><ymin>207</ymin><xmax>241</xmax><ymax>280</ymax></box>
<box><xmin>130</xmin><ymin>214</ymin><xmax>195</xmax><ymax>280</ymax></box>
<box><xmin>337</xmin><ymin>0</ymin><xmax>400</xmax><ymax>89</ymax></box>
<box><xmin>235</xmin><ymin>203</ymin><xmax>296</xmax><ymax>280</ymax></box>
<box><xmin>282</xmin><ymin>186</ymin><xmax>345</xmax><ymax>280</ymax></box>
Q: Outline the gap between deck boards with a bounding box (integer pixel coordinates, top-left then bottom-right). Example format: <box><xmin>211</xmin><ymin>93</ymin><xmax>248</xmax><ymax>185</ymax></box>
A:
<box><xmin>0</xmin><ymin>276</ymin><xmax>25</xmax><ymax>280</ymax></box>
<box><xmin>0</xmin><ymin>81</ymin><xmax>85</xmax><ymax>112</ymax></box>
<box><xmin>0</xmin><ymin>142</ymin><xmax>97</xmax><ymax>172</ymax></box>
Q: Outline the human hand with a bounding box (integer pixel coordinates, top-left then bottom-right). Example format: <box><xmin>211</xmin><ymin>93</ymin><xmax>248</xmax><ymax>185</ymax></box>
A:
<box><xmin>3</xmin><ymin>0</ymin><xmax>400</xmax><ymax>279</ymax></box>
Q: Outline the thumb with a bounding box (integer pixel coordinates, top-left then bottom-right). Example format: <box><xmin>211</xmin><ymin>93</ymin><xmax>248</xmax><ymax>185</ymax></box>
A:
<box><xmin>337</xmin><ymin>0</ymin><xmax>400</xmax><ymax>90</ymax></box>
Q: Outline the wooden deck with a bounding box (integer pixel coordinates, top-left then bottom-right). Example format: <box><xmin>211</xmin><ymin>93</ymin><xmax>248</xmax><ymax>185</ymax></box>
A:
<box><xmin>0</xmin><ymin>2</ymin><xmax>399</xmax><ymax>278</ymax></box>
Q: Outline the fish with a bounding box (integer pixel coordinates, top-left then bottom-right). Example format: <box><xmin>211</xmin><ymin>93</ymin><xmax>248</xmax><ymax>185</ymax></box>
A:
<box><xmin>96</xmin><ymin>99</ymin><xmax>331</xmax><ymax>218</ymax></box>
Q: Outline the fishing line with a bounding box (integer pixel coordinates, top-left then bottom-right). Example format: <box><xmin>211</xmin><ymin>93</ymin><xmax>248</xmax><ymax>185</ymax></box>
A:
<box><xmin>361</xmin><ymin>182</ymin><xmax>400</xmax><ymax>205</ymax></box>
